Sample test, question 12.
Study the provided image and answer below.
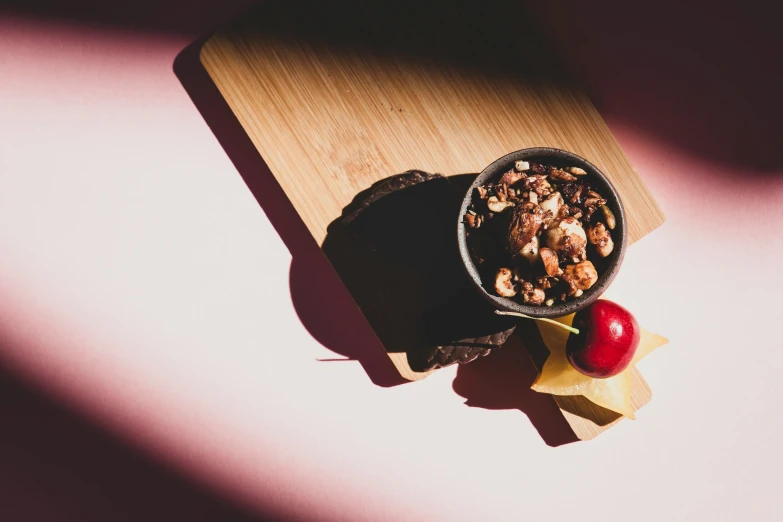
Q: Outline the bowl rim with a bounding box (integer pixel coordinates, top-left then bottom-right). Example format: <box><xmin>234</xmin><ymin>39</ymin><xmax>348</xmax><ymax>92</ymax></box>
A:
<box><xmin>457</xmin><ymin>147</ymin><xmax>628</xmax><ymax>318</ymax></box>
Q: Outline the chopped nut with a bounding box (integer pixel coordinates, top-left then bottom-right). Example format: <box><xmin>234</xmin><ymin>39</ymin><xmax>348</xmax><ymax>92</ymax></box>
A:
<box><xmin>539</xmin><ymin>192</ymin><xmax>563</xmax><ymax>217</ymax></box>
<box><xmin>466</xmin><ymin>160</ymin><xmax>613</xmax><ymax>307</ymax></box>
<box><xmin>596</xmin><ymin>237</ymin><xmax>613</xmax><ymax>257</ymax></box>
<box><xmin>507</xmin><ymin>203</ymin><xmax>544</xmax><ymax>254</ymax></box>
<box><xmin>587</xmin><ymin>222</ymin><xmax>614</xmax><ymax>257</ymax></box>
<box><xmin>549</xmin><ymin>168</ymin><xmax>578</xmax><ymax>182</ymax></box>
<box><xmin>487</xmin><ymin>196</ymin><xmax>514</xmax><ymax>213</ymax></box>
<box><xmin>560</xmin><ymin>182</ymin><xmax>577</xmax><ymax>203</ymax></box>
<box><xmin>525</xmin><ymin>175</ymin><xmax>552</xmax><ymax>197</ymax></box>
<box><xmin>568</xmin><ymin>206</ymin><xmax>583</xmax><ymax>220</ymax></box>
<box><xmin>541</xmin><ymin>209</ymin><xmax>555</xmax><ymax>229</ymax></box>
<box><xmin>499</xmin><ymin>169</ymin><xmax>525</xmax><ymax>186</ymax></box>
<box><xmin>545</xmin><ymin>217</ymin><xmax>587</xmax><ymax>263</ymax></box>
<box><xmin>495</xmin><ymin>268</ymin><xmax>517</xmax><ymax>297</ymax></box>
<box><xmin>562</xmin><ymin>260</ymin><xmax>599</xmax><ymax>295</ymax></box>
<box><xmin>514</xmin><ymin>160</ymin><xmax>530</xmax><ymax>172</ymax></box>
<box><xmin>528</xmin><ymin>162</ymin><xmax>548</xmax><ymax>175</ymax></box>
<box><xmin>571</xmin><ymin>185</ymin><xmax>586</xmax><ymax>204</ymax></box>
<box><xmin>601</xmin><ymin>204</ymin><xmax>616</xmax><ymax>229</ymax></box>
<box><xmin>540</xmin><ymin>247</ymin><xmax>562</xmax><ymax>277</ymax></box>
<box><xmin>582</xmin><ymin>205</ymin><xmax>597</xmax><ymax>222</ymax></box>
<box><xmin>518</xmin><ymin>235</ymin><xmax>540</xmax><ymax>264</ymax></box>
<box><xmin>583</xmin><ymin>197</ymin><xmax>607</xmax><ymax>208</ymax></box>
<box><xmin>535</xmin><ymin>275</ymin><xmax>554</xmax><ymax>289</ymax></box>
<box><xmin>522</xmin><ymin>287</ymin><xmax>546</xmax><ymax>305</ymax></box>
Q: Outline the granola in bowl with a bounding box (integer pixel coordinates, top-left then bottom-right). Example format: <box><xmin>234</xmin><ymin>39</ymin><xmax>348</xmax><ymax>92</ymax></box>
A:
<box><xmin>459</xmin><ymin>149</ymin><xmax>626</xmax><ymax>313</ymax></box>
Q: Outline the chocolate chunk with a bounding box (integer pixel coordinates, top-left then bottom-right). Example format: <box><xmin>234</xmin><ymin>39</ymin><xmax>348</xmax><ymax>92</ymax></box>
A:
<box><xmin>528</xmin><ymin>161</ymin><xmax>549</xmax><ymax>174</ymax></box>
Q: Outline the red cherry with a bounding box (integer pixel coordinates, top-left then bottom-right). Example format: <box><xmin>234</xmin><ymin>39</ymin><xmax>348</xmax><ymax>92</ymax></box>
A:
<box><xmin>566</xmin><ymin>300</ymin><xmax>640</xmax><ymax>378</ymax></box>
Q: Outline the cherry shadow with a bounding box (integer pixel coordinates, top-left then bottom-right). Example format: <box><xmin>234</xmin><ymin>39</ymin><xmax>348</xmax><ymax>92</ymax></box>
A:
<box><xmin>0</xmin><ymin>362</ymin><xmax>283</xmax><ymax>522</ymax></box>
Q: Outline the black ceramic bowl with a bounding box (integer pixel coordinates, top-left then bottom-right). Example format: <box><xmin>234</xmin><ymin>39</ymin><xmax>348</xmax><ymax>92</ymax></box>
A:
<box><xmin>457</xmin><ymin>147</ymin><xmax>627</xmax><ymax>318</ymax></box>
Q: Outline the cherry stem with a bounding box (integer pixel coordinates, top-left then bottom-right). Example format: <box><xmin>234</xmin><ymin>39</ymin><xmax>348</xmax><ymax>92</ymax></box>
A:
<box><xmin>494</xmin><ymin>310</ymin><xmax>580</xmax><ymax>335</ymax></box>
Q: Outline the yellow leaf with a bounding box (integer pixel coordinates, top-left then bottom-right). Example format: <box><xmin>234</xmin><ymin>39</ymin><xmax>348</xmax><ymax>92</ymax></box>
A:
<box><xmin>532</xmin><ymin>312</ymin><xmax>668</xmax><ymax>419</ymax></box>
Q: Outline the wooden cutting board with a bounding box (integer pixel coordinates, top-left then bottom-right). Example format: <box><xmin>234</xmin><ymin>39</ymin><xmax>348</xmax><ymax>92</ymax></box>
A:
<box><xmin>200</xmin><ymin>0</ymin><xmax>665</xmax><ymax>441</ymax></box>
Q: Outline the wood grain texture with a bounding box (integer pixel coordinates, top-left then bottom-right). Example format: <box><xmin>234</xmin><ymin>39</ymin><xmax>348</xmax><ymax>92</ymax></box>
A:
<box><xmin>200</xmin><ymin>0</ymin><xmax>664</xmax><ymax>440</ymax></box>
<box><xmin>557</xmin><ymin>369</ymin><xmax>651</xmax><ymax>440</ymax></box>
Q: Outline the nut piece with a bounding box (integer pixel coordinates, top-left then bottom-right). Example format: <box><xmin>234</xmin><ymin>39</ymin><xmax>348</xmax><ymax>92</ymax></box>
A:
<box><xmin>466</xmin><ymin>213</ymin><xmax>484</xmax><ymax>228</ymax></box>
<box><xmin>567</xmin><ymin>205</ymin><xmax>583</xmax><ymax>220</ymax></box>
<box><xmin>476</xmin><ymin>186</ymin><xmax>488</xmax><ymax>199</ymax></box>
<box><xmin>549</xmin><ymin>168</ymin><xmax>578</xmax><ymax>182</ymax></box>
<box><xmin>562</xmin><ymin>182</ymin><xmax>586</xmax><ymax>204</ymax></box>
<box><xmin>562</xmin><ymin>260</ymin><xmax>599</xmax><ymax>296</ymax></box>
<box><xmin>514</xmin><ymin>160</ymin><xmax>530</xmax><ymax>172</ymax></box>
<box><xmin>535</xmin><ymin>275</ymin><xmax>554</xmax><ymax>289</ymax></box>
<box><xmin>495</xmin><ymin>268</ymin><xmax>517</xmax><ymax>297</ymax></box>
<box><xmin>518</xmin><ymin>235</ymin><xmax>540</xmax><ymax>264</ymax></box>
<box><xmin>499</xmin><ymin>169</ymin><xmax>525</xmax><ymax>186</ymax></box>
<box><xmin>528</xmin><ymin>162</ymin><xmax>548</xmax><ymax>174</ymax></box>
<box><xmin>545</xmin><ymin>217</ymin><xmax>587</xmax><ymax>263</ymax></box>
<box><xmin>522</xmin><ymin>287</ymin><xmax>546</xmax><ymax>305</ymax></box>
<box><xmin>587</xmin><ymin>222</ymin><xmax>615</xmax><ymax>257</ymax></box>
<box><xmin>539</xmin><ymin>191</ymin><xmax>563</xmax><ymax>218</ymax></box>
<box><xmin>487</xmin><ymin>196</ymin><xmax>514</xmax><ymax>213</ymax></box>
<box><xmin>507</xmin><ymin>203</ymin><xmax>544</xmax><ymax>254</ymax></box>
<box><xmin>601</xmin><ymin>204</ymin><xmax>616</xmax><ymax>230</ymax></box>
<box><xmin>525</xmin><ymin>175</ymin><xmax>552</xmax><ymax>197</ymax></box>
<box><xmin>539</xmin><ymin>247</ymin><xmax>562</xmax><ymax>277</ymax></box>
<box><xmin>568</xmin><ymin>167</ymin><xmax>588</xmax><ymax>176</ymax></box>
<box><xmin>584</xmin><ymin>196</ymin><xmax>607</xmax><ymax>208</ymax></box>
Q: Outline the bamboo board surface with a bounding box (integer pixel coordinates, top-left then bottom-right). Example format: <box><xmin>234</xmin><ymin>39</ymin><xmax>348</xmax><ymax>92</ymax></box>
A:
<box><xmin>200</xmin><ymin>0</ymin><xmax>665</xmax><ymax>440</ymax></box>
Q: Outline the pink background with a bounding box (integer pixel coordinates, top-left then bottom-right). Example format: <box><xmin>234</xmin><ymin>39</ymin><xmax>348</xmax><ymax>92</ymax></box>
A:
<box><xmin>1</xmin><ymin>2</ymin><xmax>782</xmax><ymax>520</ymax></box>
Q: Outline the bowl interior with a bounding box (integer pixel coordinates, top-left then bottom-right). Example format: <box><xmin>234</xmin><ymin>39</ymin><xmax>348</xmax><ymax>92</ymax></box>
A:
<box><xmin>457</xmin><ymin>147</ymin><xmax>627</xmax><ymax>318</ymax></box>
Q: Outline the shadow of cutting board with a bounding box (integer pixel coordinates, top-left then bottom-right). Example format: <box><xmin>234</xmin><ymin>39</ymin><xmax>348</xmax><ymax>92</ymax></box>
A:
<box><xmin>200</xmin><ymin>0</ymin><xmax>665</xmax><ymax>440</ymax></box>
